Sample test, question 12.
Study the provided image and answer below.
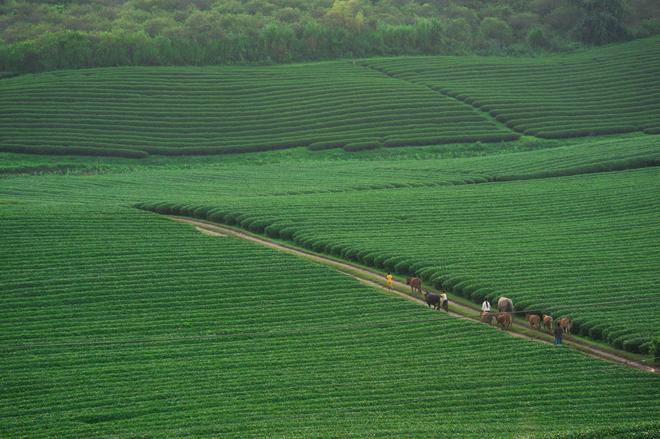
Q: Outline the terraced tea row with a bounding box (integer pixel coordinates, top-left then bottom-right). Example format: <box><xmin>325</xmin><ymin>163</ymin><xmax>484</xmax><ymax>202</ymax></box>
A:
<box><xmin>363</xmin><ymin>36</ymin><xmax>660</xmax><ymax>138</ymax></box>
<box><xmin>1</xmin><ymin>134</ymin><xmax>657</xmax><ymax>202</ymax></box>
<box><xmin>0</xmin><ymin>63</ymin><xmax>512</xmax><ymax>157</ymax></box>
<box><xmin>138</xmin><ymin>167</ymin><xmax>660</xmax><ymax>355</ymax></box>
<box><xmin>1</xmin><ymin>204</ymin><xmax>658</xmax><ymax>437</ymax></box>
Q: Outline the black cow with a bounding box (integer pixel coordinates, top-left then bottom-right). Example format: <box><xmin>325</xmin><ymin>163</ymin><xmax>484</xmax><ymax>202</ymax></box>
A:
<box><xmin>423</xmin><ymin>290</ymin><xmax>441</xmax><ymax>310</ymax></box>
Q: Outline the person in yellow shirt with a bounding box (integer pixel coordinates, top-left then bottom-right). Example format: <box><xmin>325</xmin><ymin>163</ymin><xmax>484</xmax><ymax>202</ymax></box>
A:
<box><xmin>386</xmin><ymin>272</ymin><xmax>393</xmax><ymax>290</ymax></box>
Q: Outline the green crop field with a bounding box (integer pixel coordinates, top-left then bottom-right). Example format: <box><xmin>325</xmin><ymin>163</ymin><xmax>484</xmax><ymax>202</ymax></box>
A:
<box><xmin>1</xmin><ymin>35</ymin><xmax>660</xmax><ymax>437</ymax></box>
<box><xmin>0</xmin><ymin>63</ymin><xmax>514</xmax><ymax>158</ymax></box>
<box><xmin>1</xmin><ymin>135</ymin><xmax>659</xmax><ymax>358</ymax></box>
<box><xmin>139</xmin><ymin>163</ymin><xmax>660</xmax><ymax>356</ymax></box>
<box><xmin>1</xmin><ymin>203</ymin><xmax>659</xmax><ymax>437</ymax></box>
<box><xmin>1</xmin><ymin>36</ymin><xmax>659</xmax><ymax>159</ymax></box>
<box><xmin>363</xmin><ymin>36</ymin><xmax>660</xmax><ymax>139</ymax></box>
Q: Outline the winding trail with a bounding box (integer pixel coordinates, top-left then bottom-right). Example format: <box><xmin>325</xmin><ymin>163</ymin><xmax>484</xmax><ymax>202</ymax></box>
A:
<box><xmin>169</xmin><ymin>215</ymin><xmax>657</xmax><ymax>374</ymax></box>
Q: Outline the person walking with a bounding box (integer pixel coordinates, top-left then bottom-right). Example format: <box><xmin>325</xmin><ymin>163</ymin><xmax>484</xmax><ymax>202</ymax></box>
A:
<box><xmin>554</xmin><ymin>321</ymin><xmax>564</xmax><ymax>346</ymax></box>
<box><xmin>440</xmin><ymin>292</ymin><xmax>448</xmax><ymax>312</ymax></box>
<box><xmin>386</xmin><ymin>272</ymin><xmax>393</xmax><ymax>290</ymax></box>
<box><xmin>481</xmin><ymin>299</ymin><xmax>491</xmax><ymax>313</ymax></box>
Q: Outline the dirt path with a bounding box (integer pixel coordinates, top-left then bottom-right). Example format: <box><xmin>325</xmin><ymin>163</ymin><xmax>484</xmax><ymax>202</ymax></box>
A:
<box><xmin>169</xmin><ymin>215</ymin><xmax>657</xmax><ymax>374</ymax></box>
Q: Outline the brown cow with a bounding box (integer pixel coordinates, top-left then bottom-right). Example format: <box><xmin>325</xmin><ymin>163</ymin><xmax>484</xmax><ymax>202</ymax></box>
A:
<box><xmin>543</xmin><ymin>315</ymin><xmax>553</xmax><ymax>333</ymax></box>
<box><xmin>527</xmin><ymin>314</ymin><xmax>541</xmax><ymax>330</ymax></box>
<box><xmin>480</xmin><ymin>311</ymin><xmax>494</xmax><ymax>324</ymax></box>
<box><xmin>558</xmin><ymin>317</ymin><xmax>572</xmax><ymax>335</ymax></box>
<box><xmin>497</xmin><ymin>297</ymin><xmax>514</xmax><ymax>313</ymax></box>
<box><xmin>406</xmin><ymin>277</ymin><xmax>423</xmax><ymax>294</ymax></box>
<box><xmin>496</xmin><ymin>312</ymin><xmax>512</xmax><ymax>330</ymax></box>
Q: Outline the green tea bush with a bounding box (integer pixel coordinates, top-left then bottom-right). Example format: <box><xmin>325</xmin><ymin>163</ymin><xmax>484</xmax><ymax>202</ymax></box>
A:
<box><xmin>343</xmin><ymin>141</ymin><xmax>382</xmax><ymax>152</ymax></box>
<box><xmin>3</xmin><ymin>204</ymin><xmax>659</xmax><ymax>437</ymax></box>
<box><xmin>308</xmin><ymin>141</ymin><xmax>345</xmax><ymax>151</ymax></box>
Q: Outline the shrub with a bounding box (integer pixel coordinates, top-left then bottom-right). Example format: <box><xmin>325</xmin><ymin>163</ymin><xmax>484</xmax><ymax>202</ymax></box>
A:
<box><xmin>264</xmin><ymin>223</ymin><xmax>282</xmax><ymax>238</ymax></box>
<box><xmin>343</xmin><ymin>141</ymin><xmax>382</xmax><ymax>152</ymax></box>
<box><xmin>622</xmin><ymin>337</ymin><xmax>647</xmax><ymax>354</ymax></box>
<box><xmin>308</xmin><ymin>141</ymin><xmax>344</xmax><ymax>151</ymax></box>
<box><xmin>393</xmin><ymin>260</ymin><xmax>412</xmax><ymax>275</ymax></box>
<box><xmin>527</xmin><ymin>26</ymin><xmax>550</xmax><ymax>49</ymax></box>
<box><xmin>310</xmin><ymin>240</ymin><xmax>328</xmax><ymax>252</ymax></box>
<box><xmin>223</xmin><ymin>212</ymin><xmax>244</xmax><ymax>225</ymax></box>
<box><xmin>246</xmin><ymin>218</ymin><xmax>276</xmax><ymax>234</ymax></box>
<box><xmin>207</xmin><ymin>209</ymin><xmax>227</xmax><ymax>223</ymax></box>
<box><xmin>278</xmin><ymin>227</ymin><xmax>297</xmax><ymax>240</ymax></box>
<box><xmin>192</xmin><ymin>206</ymin><xmax>213</xmax><ymax>219</ymax></box>
<box><xmin>360</xmin><ymin>252</ymin><xmax>378</xmax><ymax>266</ymax></box>
<box><xmin>0</xmin><ymin>144</ymin><xmax>149</xmax><ymax>159</ymax></box>
<box><xmin>373</xmin><ymin>254</ymin><xmax>391</xmax><ymax>269</ymax></box>
<box><xmin>342</xmin><ymin>247</ymin><xmax>360</xmax><ymax>261</ymax></box>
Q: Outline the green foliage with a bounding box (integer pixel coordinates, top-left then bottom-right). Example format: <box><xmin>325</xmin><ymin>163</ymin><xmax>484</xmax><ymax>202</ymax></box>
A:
<box><xmin>2</xmin><ymin>204</ymin><xmax>659</xmax><ymax>436</ymax></box>
<box><xmin>130</xmin><ymin>138</ymin><xmax>660</xmax><ymax>355</ymax></box>
<box><xmin>0</xmin><ymin>62</ymin><xmax>512</xmax><ymax>156</ymax></box>
<box><xmin>343</xmin><ymin>140</ymin><xmax>381</xmax><ymax>152</ymax></box>
<box><xmin>364</xmin><ymin>36</ymin><xmax>660</xmax><ymax>139</ymax></box>
<box><xmin>0</xmin><ymin>0</ymin><xmax>657</xmax><ymax>73</ymax></box>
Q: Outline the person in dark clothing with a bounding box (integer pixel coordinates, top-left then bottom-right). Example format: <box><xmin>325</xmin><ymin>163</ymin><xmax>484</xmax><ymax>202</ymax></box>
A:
<box><xmin>554</xmin><ymin>322</ymin><xmax>563</xmax><ymax>345</ymax></box>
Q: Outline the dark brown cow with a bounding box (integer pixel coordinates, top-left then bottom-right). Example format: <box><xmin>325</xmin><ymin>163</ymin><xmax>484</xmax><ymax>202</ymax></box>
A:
<box><xmin>558</xmin><ymin>317</ymin><xmax>572</xmax><ymax>335</ymax></box>
<box><xmin>543</xmin><ymin>315</ymin><xmax>553</xmax><ymax>333</ymax></box>
<box><xmin>423</xmin><ymin>290</ymin><xmax>440</xmax><ymax>310</ymax></box>
<box><xmin>527</xmin><ymin>314</ymin><xmax>541</xmax><ymax>330</ymax></box>
<box><xmin>406</xmin><ymin>277</ymin><xmax>423</xmax><ymax>294</ymax></box>
<box><xmin>496</xmin><ymin>312</ymin><xmax>512</xmax><ymax>330</ymax></box>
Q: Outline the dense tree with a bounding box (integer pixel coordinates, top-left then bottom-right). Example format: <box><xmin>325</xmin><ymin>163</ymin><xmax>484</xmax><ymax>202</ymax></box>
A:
<box><xmin>578</xmin><ymin>0</ymin><xmax>628</xmax><ymax>45</ymax></box>
<box><xmin>0</xmin><ymin>0</ymin><xmax>656</xmax><ymax>73</ymax></box>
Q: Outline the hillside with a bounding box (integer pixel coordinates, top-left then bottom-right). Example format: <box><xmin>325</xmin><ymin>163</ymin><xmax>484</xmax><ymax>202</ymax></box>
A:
<box><xmin>2</xmin><ymin>135</ymin><xmax>659</xmax><ymax>356</ymax></box>
<box><xmin>363</xmin><ymin>36</ymin><xmax>660</xmax><ymax>138</ymax></box>
<box><xmin>1</xmin><ymin>29</ymin><xmax>660</xmax><ymax>437</ymax></box>
<box><xmin>1</xmin><ymin>202</ymin><xmax>659</xmax><ymax>437</ymax></box>
<box><xmin>1</xmin><ymin>36</ymin><xmax>659</xmax><ymax>158</ymax></box>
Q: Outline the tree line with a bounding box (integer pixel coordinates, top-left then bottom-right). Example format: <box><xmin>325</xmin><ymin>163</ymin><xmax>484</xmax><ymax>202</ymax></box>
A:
<box><xmin>1</xmin><ymin>0</ymin><xmax>658</xmax><ymax>73</ymax></box>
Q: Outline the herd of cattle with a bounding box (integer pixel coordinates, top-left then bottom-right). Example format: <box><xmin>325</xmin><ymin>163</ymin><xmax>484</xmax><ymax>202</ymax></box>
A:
<box><xmin>480</xmin><ymin>300</ymin><xmax>573</xmax><ymax>335</ymax></box>
<box><xmin>405</xmin><ymin>277</ymin><xmax>573</xmax><ymax>335</ymax></box>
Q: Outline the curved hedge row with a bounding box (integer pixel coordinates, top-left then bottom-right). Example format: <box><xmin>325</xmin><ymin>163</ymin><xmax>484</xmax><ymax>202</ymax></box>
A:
<box><xmin>0</xmin><ymin>62</ymin><xmax>507</xmax><ymax>157</ymax></box>
<box><xmin>0</xmin><ymin>143</ymin><xmax>149</xmax><ymax>158</ymax></box>
<box><xmin>363</xmin><ymin>36</ymin><xmax>660</xmax><ymax>139</ymax></box>
<box><xmin>135</xmin><ymin>165</ymin><xmax>660</xmax><ymax>356</ymax></box>
<box><xmin>3</xmin><ymin>204</ymin><xmax>658</xmax><ymax>437</ymax></box>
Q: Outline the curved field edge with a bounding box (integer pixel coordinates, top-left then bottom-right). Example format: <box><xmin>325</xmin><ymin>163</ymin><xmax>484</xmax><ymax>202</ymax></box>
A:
<box><xmin>360</xmin><ymin>36</ymin><xmax>660</xmax><ymax>140</ymax></box>
<box><xmin>139</xmin><ymin>204</ymin><xmax>660</xmax><ymax>363</ymax></box>
<box><xmin>134</xmin><ymin>168</ymin><xmax>660</xmax><ymax>358</ymax></box>
<box><xmin>2</xmin><ymin>36</ymin><xmax>659</xmax><ymax>158</ymax></box>
<box><xmin>0</xmin><ymin>62</ymin><xmax>512</xmax><ymax>158</ymax></box>
<box><xmin>2</xmin><ymin>204</ymin><xmax>659</xmax><ymax>437</ymax></box>
<box><xmin>171</xmin><ymin>215</ymin><xmax>658</xmax><ymax>373</ymax></box>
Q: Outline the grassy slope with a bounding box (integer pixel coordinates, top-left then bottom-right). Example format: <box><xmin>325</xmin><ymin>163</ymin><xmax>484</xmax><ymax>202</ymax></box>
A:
<box><xmin>1</xmin><ymin>203</ymin><xmax>658</xmax><ymax>437</ymax></box>
<box><xmin>142</xmin><ymin>166</ymin><xmax>660</xmax><ymax>355</ymax></box>
<box><xmin>0</xmin><ymin>62</ymin><xmax>511</xmax><ymax>157</ymax></box>
<box><xmin>1</xmin><ymin>36</ymin><xmax>658</xmax><ymax>158</ymax></box>
<box><xmin>1</xmin><ymin>135</ymin><xmax>659</xmax><ymax>356</ymax></box>
<box><xmin>363</xmin><ymin>36</ymin><xmax>660</xmax><ymax>138</ymax></box>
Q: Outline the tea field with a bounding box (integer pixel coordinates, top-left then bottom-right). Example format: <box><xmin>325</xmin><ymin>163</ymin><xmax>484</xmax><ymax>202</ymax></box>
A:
<box><xmin>135</xmin><ymin>156</ymin><xmax>660</xmax><ymax>355</ymax></box>
<box><xmin>1</xmin><ymin>203</ymin><xmax>658</xmax><ymax>437</ymax></box>
<box><xmin>363</xmin><ymin>36</ymin><xmax>660</xmax><ymax>140</ymax></box>
<box><xmin>1</xmin><ymin>37</ymin><xmax>660</xmax><ymax>437</ymax></box>
<box><xmin>2</xmin><ymin>135</ymin><xmax>659</xmax><ymax>356</ymax></box>
<box><xmin>0</xmin><ymin>63</ymin><xmax>513</xmax><ymax>158</ymax></box>
<box><xmin>1</xmin><ymin>36</ymin><xmax>659</xmax><ymax>158</ymax></box>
